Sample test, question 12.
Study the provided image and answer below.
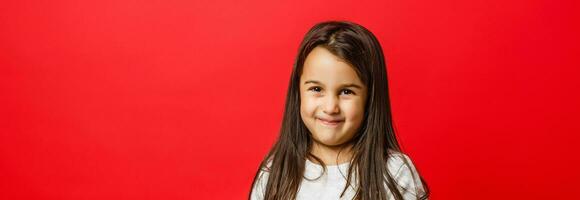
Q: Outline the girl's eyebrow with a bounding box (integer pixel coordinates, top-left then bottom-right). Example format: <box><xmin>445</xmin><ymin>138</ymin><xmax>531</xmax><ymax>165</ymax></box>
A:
<box><xmin>304</xmin><ymin>80</ymin><xmax>322</xmax><ymax>85</ymax></box>
<box><xmin>304</xmin><ymin>80</ymin><xmax>363</xmax><ymax>89</ymax></box>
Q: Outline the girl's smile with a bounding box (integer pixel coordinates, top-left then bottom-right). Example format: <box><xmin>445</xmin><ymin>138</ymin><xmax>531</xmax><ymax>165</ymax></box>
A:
<box><xmin>317</xmin><ymin>117</ymin><xmax>344</xmax><ymax>128</ymax></box>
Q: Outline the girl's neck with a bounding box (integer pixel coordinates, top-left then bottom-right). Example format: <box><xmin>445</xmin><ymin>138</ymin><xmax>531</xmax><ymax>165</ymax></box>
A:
<box><xmin>309</xmin><ymin>142</ymin><xmax>354</xmax><ymax>166</ymax></box>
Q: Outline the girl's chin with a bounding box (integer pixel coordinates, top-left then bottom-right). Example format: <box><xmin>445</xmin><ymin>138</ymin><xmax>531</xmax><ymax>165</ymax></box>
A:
<box><xmin>312</xmin><ymin>135</ymin><xmax>348</xmax><ymax>147</ymax></box>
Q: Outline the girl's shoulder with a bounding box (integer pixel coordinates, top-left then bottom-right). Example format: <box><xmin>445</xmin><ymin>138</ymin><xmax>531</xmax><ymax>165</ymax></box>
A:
<box><xmin>386</xmin><ymin>150</ymin><xmax>413</xmax><ymax>175</ymax></box>
<box><xmin>250</xmin><ymin>160</ymin><xmax>272</xmax><ymax>200</ymax></box>
<box><xmin>385</xmin><ymin>150</ymin><xmax>428</xmax><ymax>199</ymax></box>
<box><xmin>254</xmin><ymin>159</ymin><xmax>273</xmax><ymax>185</ymax></box>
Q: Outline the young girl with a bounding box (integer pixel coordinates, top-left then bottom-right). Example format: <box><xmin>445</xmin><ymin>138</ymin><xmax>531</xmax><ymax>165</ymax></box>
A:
<box><xmin>249</xmin><ymin>21</ymin><xmax>429</xmax><ymax>200</ymax></box>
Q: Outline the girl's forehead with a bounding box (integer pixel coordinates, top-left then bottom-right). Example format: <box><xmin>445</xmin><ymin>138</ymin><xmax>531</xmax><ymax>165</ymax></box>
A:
<box><xmin>301</xmin><ymin>47</ymin><xmax>364</xmax><ymax>86</ymax></box>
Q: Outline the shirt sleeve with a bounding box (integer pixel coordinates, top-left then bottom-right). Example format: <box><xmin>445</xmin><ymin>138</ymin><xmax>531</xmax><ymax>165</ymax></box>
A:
<box><xmin>250</xmin><ymin>169</ymin><xmax>269</xmax><ymax>200</ymax></box>
<box><xmin>388</xmin><ymin>153</ymin><xmax>428</xmax><ymax>200</ymax></box>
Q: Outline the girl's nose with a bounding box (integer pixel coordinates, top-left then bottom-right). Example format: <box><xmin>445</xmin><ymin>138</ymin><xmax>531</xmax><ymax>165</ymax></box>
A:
<box><xmin>323</xmin><ymin>95</ymin><xmax>340</xmax><ymax>114</ymax></box>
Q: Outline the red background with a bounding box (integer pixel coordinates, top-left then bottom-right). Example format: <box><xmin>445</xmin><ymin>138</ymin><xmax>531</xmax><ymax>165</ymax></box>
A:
<box><xmin>1</xmin><ymin>0</ymin><xmax>579</xmax><ymax>199</ymax></box>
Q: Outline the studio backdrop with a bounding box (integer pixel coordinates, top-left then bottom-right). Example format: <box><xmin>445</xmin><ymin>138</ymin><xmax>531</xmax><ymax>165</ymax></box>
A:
<box><xmin>1</xmin><ymin>0</ymin><xmax>579</xmax><ymax>199</ymax></box>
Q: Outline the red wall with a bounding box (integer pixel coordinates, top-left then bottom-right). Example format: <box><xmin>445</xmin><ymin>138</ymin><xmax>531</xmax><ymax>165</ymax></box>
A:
<box><xmin>1</xmin><ymin>0</ymin><xmax>579</xmax><ymax>199</ymax></box>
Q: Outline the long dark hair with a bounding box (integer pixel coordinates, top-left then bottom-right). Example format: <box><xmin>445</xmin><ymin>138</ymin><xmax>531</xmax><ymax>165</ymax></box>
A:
<box><xmin>249</xmin><ymin>20</ymin><xmax>429</xmax><ymax>200</ymax></box>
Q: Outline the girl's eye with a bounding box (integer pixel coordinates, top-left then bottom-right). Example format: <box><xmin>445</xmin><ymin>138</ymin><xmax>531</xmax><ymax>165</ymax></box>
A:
<box><xmin>308</xmin><ymin>87</ymin><xmax>322</xmax><ymax>92</ymax></box>
<box><xmin>341</xmin><ymin>89</ymin><xmax>355</xmax><ymax>95</ymax></box>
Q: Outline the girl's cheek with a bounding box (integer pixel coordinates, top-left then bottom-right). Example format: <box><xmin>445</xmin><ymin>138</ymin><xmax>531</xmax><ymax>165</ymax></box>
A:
<box><xmin>309</xmin><ymin>98</ymin><xmax>321</xmax><ymax>114</ymax></box>
<box><xmin>343</xmin><ymin>100</ymin><xmax>365</xmax><ymax>120</ymax></box>
<box><xmin>300</xmin><ymin>95</ymin><xmax>318</xmax><ymax>115</ymax></box>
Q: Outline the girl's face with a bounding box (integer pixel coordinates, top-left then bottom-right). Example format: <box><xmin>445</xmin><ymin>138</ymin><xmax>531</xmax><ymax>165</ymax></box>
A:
<box><xmin>300</xmin><ymin>46</ymin><xmax>368</xmax><ymax>148</ymax></box>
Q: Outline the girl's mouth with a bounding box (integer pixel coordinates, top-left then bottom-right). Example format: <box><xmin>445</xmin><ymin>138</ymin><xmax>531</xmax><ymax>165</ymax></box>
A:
<box><xmin>318</xmin><ymin>118</ymin><xmax>344</xmax><ymax>127</ymax></box>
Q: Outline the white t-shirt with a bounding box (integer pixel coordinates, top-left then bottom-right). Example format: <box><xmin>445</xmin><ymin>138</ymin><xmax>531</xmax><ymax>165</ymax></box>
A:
<box><xmin>250</xmin><ymin>152</ymin><xmax>427</xmax><ymax>200</ymax></box>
